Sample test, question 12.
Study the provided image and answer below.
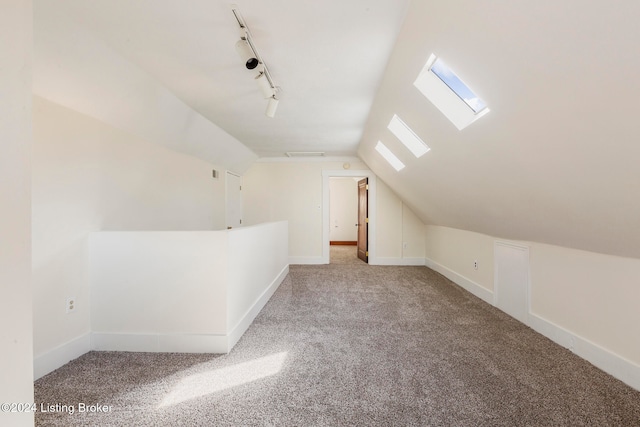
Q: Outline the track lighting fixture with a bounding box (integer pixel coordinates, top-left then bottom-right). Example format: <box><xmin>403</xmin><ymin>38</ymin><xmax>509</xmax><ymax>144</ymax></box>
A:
<box><xmin>235</xmin><ymin>39</ymin><xmax>259</xmax><ymax>70</ymax></box>
<box><xmin>231</xmin><ymin>5</ymin><xmax>280</xmax><ymax>118</ymax></box>
<box><xmin>266</xmin><ymin>95</ymin><xmax>279</xmax><ymax>118</ymax></box>
<box><xmin>255</xmin><ymin>71</ymin><xmax>274</xmax><ymax>99</ymax></box>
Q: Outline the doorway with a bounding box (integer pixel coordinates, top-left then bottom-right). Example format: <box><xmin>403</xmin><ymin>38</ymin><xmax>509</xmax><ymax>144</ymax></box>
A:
<box><xmin>328</xmin><ymin>177</ymin><xmax>364</xmax><ymax>264</ymax></box>
<box><xmin>226</xmin><ymin>171</ymin><xmax>242</xmax><ymax>229</ymax></box>
<box><xmin>322</xmin><ymin>170</ymin><xmax>376</xmax><ymax>264</ymax></box>
<box><xmin>357</xmin><ymin>178</ymin><xmax>368</xmax><ymax>263</ymax></box>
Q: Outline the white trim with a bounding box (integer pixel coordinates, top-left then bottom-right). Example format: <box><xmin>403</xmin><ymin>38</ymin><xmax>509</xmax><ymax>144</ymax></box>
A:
<box><xmin>91</xmin><ymin>333</ymin><xmax>229</xmax><ymax>353</ymax></box>
<box><xmin>33</xmin><ymin>333</ymin><xmax>91</xmax><ymax>380</ymax></box>
<box><xmin>322</xmin><ymin>170</ymin><xmax>377</xmax><ymax>265</ymax></box>
<box><xmin>426</xmin><ymin>250</ymin><xmax>640</xmax><ymax>392</ymax></box>
<box><xmin>529</xmin><ymin>313</ymin><xmax>640</xmax><ymax>392</ymax></box>
<box><xmin>91</xmin><ymin>265</ymin><xmax>289</xmax><ymax>355</ymax></box>
<box><xmin>227</xmin><ymin>265</ymin><xmax>289</xmax><ymax>349</ymax></box>
<box><xmin>289</xmin><ymin>256</ymin><xmax>325</xmax><ymax>265</ymax></box>
<box><xmin>424</xmin><ymin>257</ymin><xmax>493</xmax><ymax>304</ymax></box>
<box><xmin>374</xmin><ymin>257</ymin><xmax>426</xmax><ymax>266</ymax></box>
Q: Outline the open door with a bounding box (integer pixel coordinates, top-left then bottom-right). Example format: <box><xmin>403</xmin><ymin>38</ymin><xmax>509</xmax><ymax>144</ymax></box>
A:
<box><xmin>226</xmin><ymin>172</ymin><xmax>242</xmax><ymax>229</ymax></box>
<box><xmin>357</xmin><ymin>178</ymin><xmax>368</xmax><ymax>263</ymax></box>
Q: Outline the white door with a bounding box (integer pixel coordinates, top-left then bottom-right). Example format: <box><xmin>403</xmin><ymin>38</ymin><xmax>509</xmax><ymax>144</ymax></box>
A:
<box><xmin>226</xmin><ymin>172</ymin><xmax>242</xmax><ymax>229</ymax></box>
<box><xmin>494</xmin><ymin>241</ymin><xmax>530</xmax><ymax>323</ymax></box>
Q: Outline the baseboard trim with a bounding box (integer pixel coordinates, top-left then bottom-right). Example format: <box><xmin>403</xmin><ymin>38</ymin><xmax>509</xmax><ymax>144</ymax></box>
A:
<box><xmin>373</xmin><ymin>257</ymin><xmax>426</xmax><ymax>266</ymax></box>
<box><xmin>330</xmin><ymin>241</ymin><xmax>357</xmax><ymax>246</ymax></box>
<box><xmin>90</xmin><ymin>265</ymin><xmax>290</xmax><ymax>355</ymax></box>
<box><xmin>91</xmin><ymin>333</ymin><xmax>229</xmax><ymax>353</ymax></box>
<box><xmin>228</xmin><ymin>265</ymin><xmax>289</xmax><ymax>350</ymax></box>
<box><xmin>528</xmin><ymin>313</ymin><xmax>640</xmax><ymax>392</ymax></box>
<box><xmin>289</xmin><ymin>256</ymin><xmax>324</xmax><ymax>265</ymax></box>
<box><xmin>34</xmin><ymin>333</ymin><xmax>91</xmax><ymax>380</ymax></box>
<box><xmin>424</xmin><ymin>256</ymin><xmax>640</xmax><ymax>392</ymax></box>
<box><xmin>424</xmin><ymin>257</ymin><xmax>493</xmax><ymax>304</ymax></box>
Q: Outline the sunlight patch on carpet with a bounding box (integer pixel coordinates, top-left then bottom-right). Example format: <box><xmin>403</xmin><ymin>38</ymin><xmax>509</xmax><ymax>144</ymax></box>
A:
<box><xmin>159</xmin><ymin>352</ymin><xmax>288</xmax><ymax>407</ymax></box>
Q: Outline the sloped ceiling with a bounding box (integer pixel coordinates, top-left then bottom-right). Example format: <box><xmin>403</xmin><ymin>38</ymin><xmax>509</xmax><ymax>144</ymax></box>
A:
<box><xmin>33</xmin><ymin>0</ymin><xmax>409</xmax><ymax>163</ymax></box>
<box><xmin>33</xmin><ymin>0</ymin><xmax>640</xmax><ymax>258</ymax></box>
<box><xmin>358</xmin><ymin>1</ymin><xmax>640</xmax><ymax>258</ymax></box>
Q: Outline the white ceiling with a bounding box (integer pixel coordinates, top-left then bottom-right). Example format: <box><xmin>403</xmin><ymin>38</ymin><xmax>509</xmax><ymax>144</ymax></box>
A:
<box><xmin>34</xmin><ymin>0</ymin><xmax>409</xmax><ymax>158</ymax></box>
<box><xmin>34</xmin><ymin>0</ymin><xmax>640</xmax><ymax>259</ymax></box>
<box><xmin>359</xmin><ymin>0</ymin><xmax>640</xmax><ymax>258</ymax></box>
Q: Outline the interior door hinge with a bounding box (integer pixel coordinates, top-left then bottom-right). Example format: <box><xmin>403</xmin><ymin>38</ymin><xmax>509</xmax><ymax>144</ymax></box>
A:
<box><xmin>240</xmin><ymin>219</ymin><xmax>242</xmax><ymax>224</ymax></box>
<box><xmin>365</xmin><ymin>217</ymin><xmax>369</xmax><ymax>223</ymax></box>
<box><xmin>366</xmin><ymin>184</ymin><xmax>369</xmax><ymax>190</ymax></box>
<box><xmin>366</xmin><ymin>251</ymin><xmax>369</xmax><ymax>257</ymax></box>
<box><xmin>240</xmin><ymin>185</ymin><xmax>242</xmax><ymax>190</ymax></box>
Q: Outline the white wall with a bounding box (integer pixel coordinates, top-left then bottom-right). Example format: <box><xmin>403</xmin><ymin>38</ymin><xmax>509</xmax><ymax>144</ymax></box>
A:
<box><xmin>243</xmin><ymin>159</ymin><xmax>426</xmax><ymax>264</ymax></box>
<box><xmin>377</xmin><ymin>179</ymin><xmax>425</xmax><ymax>264</ymax></box>
<box><xmin>329</xmin><ymin>178</ymin><xmax>358</xmax><ymax>242</ymax></box>
<box><xmin>34</xmin><ymin>1</ymin><xmax>258</xmax><ymax>174</ymax></box>
<box><xmin>0</xmin><ymin>1</ymin><xmax>34</xmax><ymax>425</ymax></box>
<box><xmin>89</xmin><ymin>222</ymin><xmax>288</xmax><ymax>353</ymax></box>
<box><xmin>424</xmin><ymin>224</ymin><xmax>640</xmax><ymax>391</ymax></box>
<box><xmin>243</xmin><ymin>160</ymin><xmax>366</xmax><ymax>260</ymax></box>
<box><xmin>227</xmin><ymin>221</ymin><xmax>289</xmax><ymax>346</ymax></box>
<box><xmin>32</xmin><ymin>97</ymin><xmax>232</xmax><ymax>375</ymax></box>
<box><xmin>90</xmin><ymin>232</ymin><xmax>229</xmax><ymax>351</ymax></box>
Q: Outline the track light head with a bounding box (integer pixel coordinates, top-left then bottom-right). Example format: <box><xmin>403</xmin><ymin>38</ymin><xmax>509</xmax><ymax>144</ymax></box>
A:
<box><xmin>235</xmin><ymin>39</ymin><xmax>259</xmax><ymax>70</ymax></box>
<box><xmin>266</xmin><ymin>95</ymin><xmax>279</xmax><ymax>118</ymax></box>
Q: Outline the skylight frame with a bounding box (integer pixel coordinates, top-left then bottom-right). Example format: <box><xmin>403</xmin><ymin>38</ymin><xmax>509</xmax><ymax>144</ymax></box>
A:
<box><xmin>429</xmin><ymin>58</ymin><xmax>487</xmax><ymax>114</ymax></box>
<box><xmin>387</xmin><ymin>115</ymin><xmax>430</xmax><ymax>158</ymax></box>
<box><xmin>413</xmin><ymin>53</ymin><xmax>490</xmax><ymax>130</ymax></box>
<box><xmin>375</xmin><ymin>141</ymin><xmax>405</xmax><ymax>171</ymax></box>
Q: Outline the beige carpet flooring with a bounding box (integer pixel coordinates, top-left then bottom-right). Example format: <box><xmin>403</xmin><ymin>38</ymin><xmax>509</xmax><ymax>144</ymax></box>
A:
<box><xmin>34</xmin><ymin>263</ymin><xmax>640</xmax><ymax>426</ymax></box>
<box><xmin>330</xmin><ymin>245</ymin><xmax>365</xmax><ymax>265</ymax></box>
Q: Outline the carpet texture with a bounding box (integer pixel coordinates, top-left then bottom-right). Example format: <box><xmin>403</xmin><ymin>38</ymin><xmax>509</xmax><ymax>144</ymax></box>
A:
<box><xmin>330</xmin><ymin>245</ymin><xmax>365</xmax><ymax>265</ymax></box>
<box><xmin>35</xmin><ymin>263</ymin><xmax>640</xmax><ymax>426</ymax></box>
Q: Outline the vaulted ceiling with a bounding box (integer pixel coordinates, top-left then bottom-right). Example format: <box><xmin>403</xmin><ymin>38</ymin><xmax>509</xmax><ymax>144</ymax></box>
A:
<box><xmin>358</xmin><ymin>0</ymin><xmax>640</xmax><ymax>259</ymax></box>
<box><xmin>34</xmin><ymin>0</ymin><xmax>408</xmax><ymax>159</ymax></box>
<box><xmin>34</xmin><ymin>1</ymin><xmax>640</xmax><ymax>258</ymax></box>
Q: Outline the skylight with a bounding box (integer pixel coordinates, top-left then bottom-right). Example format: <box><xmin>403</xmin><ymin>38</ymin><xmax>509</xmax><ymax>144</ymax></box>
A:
<box><xmin>387</xmin><ymin>115</ymin><xmax>430</xmax><ymax>158</ymax></box>
<box><xmin>414</xmin><ymin>54</ymin><xmax>490</xmax><ymax>130</ymax></box>
<box><xmin>430</xmin><ymin>58</ymin><xmax>487</xmax><ymax>113</ymax></box>
<box><xmin>375</xmin><ymin>141</ymin><xmax>405</xmax><ymax>171</ymax></box>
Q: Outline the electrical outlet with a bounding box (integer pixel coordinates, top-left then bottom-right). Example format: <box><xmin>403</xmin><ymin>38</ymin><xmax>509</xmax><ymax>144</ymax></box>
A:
<box><xmin>66</xmin><ymin>297</ymin><xmax>76</xmax><ymax>314</ymax></box>
<box><xmin>473</xmin><ymin>260</ymin><xmax>478</xmax><ymax>270</ymax></box>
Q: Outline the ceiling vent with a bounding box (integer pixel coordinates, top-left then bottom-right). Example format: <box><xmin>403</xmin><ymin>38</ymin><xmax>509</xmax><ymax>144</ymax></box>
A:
<box><xmin>285</xmin><ymin>152</ymin><xmax>325</xmax><ymax>158</ymax></box>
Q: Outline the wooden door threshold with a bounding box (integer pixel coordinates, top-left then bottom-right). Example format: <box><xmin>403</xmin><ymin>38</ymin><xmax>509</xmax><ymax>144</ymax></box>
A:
<box><xmin>330</xmin><ymin>241</ymin><xmax>357</xmax><ymax>246</ymax></box>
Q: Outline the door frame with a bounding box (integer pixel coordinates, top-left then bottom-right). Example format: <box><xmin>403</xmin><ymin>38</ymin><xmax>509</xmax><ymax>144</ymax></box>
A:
<box><xmin>322</xmin><ymin>170</ymin><xmax>376</xmax><ymax>264</ymax></box>
<box><xmin>225</xmin><ymin>171</ymin><xmax>242</xmax><ymax>229</ymax></box>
